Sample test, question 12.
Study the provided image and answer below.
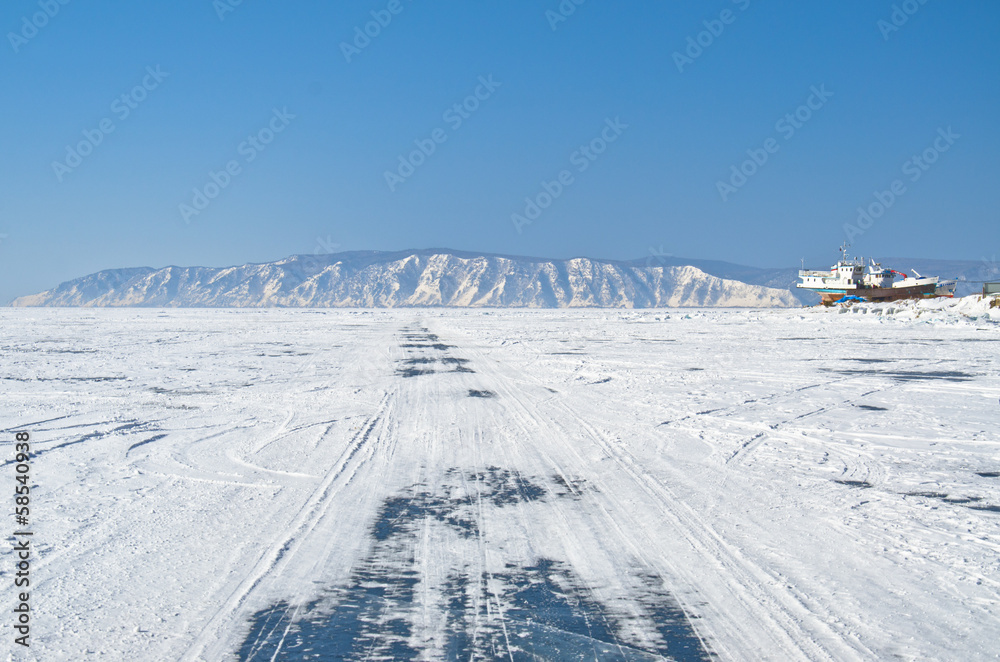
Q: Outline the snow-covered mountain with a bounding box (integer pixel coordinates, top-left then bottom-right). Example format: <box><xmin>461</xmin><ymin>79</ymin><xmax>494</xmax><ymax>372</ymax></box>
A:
<box><xmin>11</xmin><ymin>249</ymin><xmax>800</xmax><ymax>308</ymax></box>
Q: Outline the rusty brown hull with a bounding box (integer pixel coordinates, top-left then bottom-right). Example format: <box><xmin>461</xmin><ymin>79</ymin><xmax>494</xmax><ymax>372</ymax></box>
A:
<box><xmin>819</xmin><ymin>283</ymin><xmax>937</xmax><ymax>304</ymax></box>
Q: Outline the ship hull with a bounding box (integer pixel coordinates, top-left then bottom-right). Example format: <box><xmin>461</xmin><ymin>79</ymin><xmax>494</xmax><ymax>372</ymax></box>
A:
<box><xmin>811</xmin><ymin>283</ymin><xmax>937</xmax><ymax>305</ymax></box>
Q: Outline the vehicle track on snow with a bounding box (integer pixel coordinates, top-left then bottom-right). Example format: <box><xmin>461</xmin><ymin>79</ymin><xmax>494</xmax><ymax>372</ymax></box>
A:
<box><xmin>181</xmin><ymin>391</ymin><xmax>397</xmax><ymax>662</ymax></box>
<box><xmin>554</xmin><ymin>400</ymin><xmax>869</xmax><ymax>660</ymax></box>
<box><xmin>449</xmin><ymin>329</ymin><xmax>716</xmax><ymax>660</ymax></box>
<box><xmin>723</xmin><ymin>385</ymin><xmax>897</xmax><ymax>468</ymax></box>
<box><xmin>466</xmin><ymin>386</ymin><xmax>645</xmax><ymax>659</ymax></box>
<box><xmin>450</xmin><ymin>326</ymin><xmax>876</xmax><ymax>661</ymax></box>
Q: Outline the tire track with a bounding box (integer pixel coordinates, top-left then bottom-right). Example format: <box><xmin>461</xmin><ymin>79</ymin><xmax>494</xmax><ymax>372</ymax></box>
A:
<box><xmin>180</xmin><ymin>391</ymin><xmax>395</xmax><ymax>662</ymax></box>
<box><xmin>449</xmin><ymin>327</ymin><xmax>716</xmax><ymax>660</ymax></box>
<box><xmin>455</xmin><ymin>329</ymin><xmax>872</xmax><ymax>661</ymax></box>
<box><xmin>556</xmin><ymin>399</ymin><xmax>873</xmax><ymax>661</ymax></box>
<box><xmin>724</xmin><ymin>386</ymin><xmax>897</xmax><ymax>468</ymax></box>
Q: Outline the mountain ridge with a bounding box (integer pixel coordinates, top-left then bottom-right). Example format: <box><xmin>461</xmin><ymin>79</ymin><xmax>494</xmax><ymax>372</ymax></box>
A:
<box><xmin>11</xmin><ymin>250</ymin><xmax>800</xmax><ymax>308</ymax></box>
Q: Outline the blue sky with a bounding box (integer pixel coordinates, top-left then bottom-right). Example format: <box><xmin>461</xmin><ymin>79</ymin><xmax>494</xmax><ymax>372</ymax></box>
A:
<box><xmin>1</xmin><ymin>0</ymin><xmax>998</xmax><ymax>303</ymax></box>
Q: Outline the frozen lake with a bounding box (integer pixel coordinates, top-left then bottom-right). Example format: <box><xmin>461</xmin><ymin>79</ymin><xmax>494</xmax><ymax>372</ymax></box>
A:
<box><xmin>2</xmin><ymin>306</ymin><xmax>998</xmax><ymax>660</ymax></box>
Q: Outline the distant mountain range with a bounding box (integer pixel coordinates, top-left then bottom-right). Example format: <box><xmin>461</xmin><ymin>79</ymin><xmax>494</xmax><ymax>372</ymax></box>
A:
<box><xmin>11</xmin><ymin>250</ymin><xmax>800</xmax><ymax>308</ymax></box>
<box><xmin>12</xmin><ymin>250</ymin><xmax>991</xmax><ymax>309</ymax></box>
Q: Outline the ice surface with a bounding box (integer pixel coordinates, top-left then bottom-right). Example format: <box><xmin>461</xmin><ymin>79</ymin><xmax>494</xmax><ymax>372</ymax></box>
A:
<box><xmin>1</xmin><ymin>301</ymin><xmax>998</xmax><ymax>660</ymax></box>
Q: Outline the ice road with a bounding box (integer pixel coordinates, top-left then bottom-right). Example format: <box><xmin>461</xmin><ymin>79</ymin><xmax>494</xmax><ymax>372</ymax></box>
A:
<box><xmin>1</xmin><ymin>305</ymin><xmax>998</xmax><ymax>660</ymax></box>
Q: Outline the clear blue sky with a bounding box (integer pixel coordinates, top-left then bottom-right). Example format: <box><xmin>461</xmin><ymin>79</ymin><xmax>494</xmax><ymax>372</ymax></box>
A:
<box><xmin>1</xmin><ymin>0</ymin><xmax>998</xmax><ymax>303</ymax></box>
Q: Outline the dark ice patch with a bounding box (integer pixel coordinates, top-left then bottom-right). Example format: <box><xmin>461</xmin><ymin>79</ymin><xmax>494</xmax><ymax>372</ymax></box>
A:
<box><xmin>239</xmin><ymin>466</ymin><xmax>711</xmax><ymax>661</ymax></box>
<box><xmin>469</xmin><ymin>466</ymin><xmax>547</xmax><ymax>507</ymax></box>
<box><xmin>856</xmin><ymin>404</ymin><xmax>888</xmax><ymax>411</ymax></box>
<box><xmin>905</xmin><ymin>492</ymin><xmax>994</xmax><ymax>514</ymax></box>
<box><xmin>397</xmin><ymin>367</ymin><xmax>435</xmax><ymax>378</ymax></box>
<box><xmin>401</xmin><ymin>343</ymin><xmax>454</xmax><ymax>351</ymax></box>
<box><xmin>467</xmin><ymin>389</ymin><xmax>495</xmax><ymax>399</ymax></box>
<box><xmin>240</xmin><ymin>559</ymin><xmax>710</xmax><ymax>661</ymax></box>
<box><xmin>887</xmin><ymin>370</ymin><xmax>975</xmax><ymax>382</ymax></box>
<box><xmin>632</xmin><ymin>571</ymin><xmax>713</xmax><ymax>661</ymax></box>
<box><xmin>397</xmin><ymin>358</ymin><xmax>475</xmax><ymax>377</ymax></box>
<box><xmin>550</xmin><ymin>474</ymin><xmax>590</xmax><ymax>499</ymax></box>
<box><xmin>372</xmin><ymin>468</ymin><xmax>546</xmax><ymax>541</ymax></box>
<box><xmin>401</xmin><ymin>357</ymin><xmax>436</xmax><ymax>365</ymax></box>
<box><xmin>70</xmin><ymin>376</ymin><xmax>127</xmax><ymax>382</ymax></box>
<box><xmin>239</xmin><ymin>563</ymin><xmax>421</xmax><ymax>661</ymax></box>
<box><xmin>906</xmin><ymin>491</ymin><xmax>950</xmax><ymax>499</ymax></box>
<box><xmin>402</xmin><ymin>334</ymin><xmax>439</xmax><ymax>341</ymax></box>
<box><xmin>150</xmin><ymin>386</ymin><xmax>214</xmax><ymax>395</ymax></box>
<box><xmin>976</xmin><ymin>472</ymin><xmax>1000</xmax><ymax>478</ymax></box>
<box><xmin>823</xmin><ymin>368</ymin><xmax>975</xmax><ymax>382</ymax></box>
<box><xmin>373</xmin><ymin>493</ymin><xmax>477</xmax><ymax>541</ymax></box>
<box><xmin>942</xmin><ymin>496</ymin><xmax>982</xmax><ymax>504</ymax></box>
<box><xmin>834</xmin><ymin>479</ymin><xmax>872</xmax><ymax>488</ymax></box>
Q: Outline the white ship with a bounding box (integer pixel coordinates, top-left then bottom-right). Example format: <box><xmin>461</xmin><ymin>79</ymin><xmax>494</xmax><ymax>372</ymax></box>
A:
<box><xmin>798</xmin><ymin>245</ymin><xmax>956</xmax><ymax>305</ymax></box>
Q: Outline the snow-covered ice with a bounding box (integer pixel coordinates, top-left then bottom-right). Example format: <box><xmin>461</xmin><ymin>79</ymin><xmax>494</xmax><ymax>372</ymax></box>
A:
<box><xmin>1</xmin><ymin>300</ymin><xmax>998</xmax><ymax>660</ymax></box>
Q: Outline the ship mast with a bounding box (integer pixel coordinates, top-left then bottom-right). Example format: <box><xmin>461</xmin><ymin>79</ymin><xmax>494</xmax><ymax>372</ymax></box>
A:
<box><xmin>839</xmin><ymin>242</ymin><xmax>851</xmax><ymax>265</ymax></box>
